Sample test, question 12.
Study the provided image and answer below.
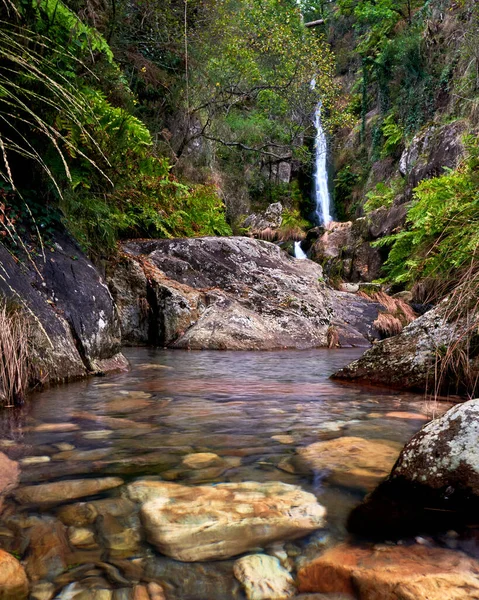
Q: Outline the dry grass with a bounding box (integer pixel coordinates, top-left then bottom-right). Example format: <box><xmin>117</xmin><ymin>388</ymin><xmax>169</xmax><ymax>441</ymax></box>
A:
<box><xmin>359</xmin><ymin>290</ymin><xmax>417</xmax><ymax>337</ymax></box>
<box><xmin>327</xmin><ymin>325</ymin><xmax>339</xmax><ymax>348</ymax></box>
<box><xmin>373</xmin><ymin>312</ymin><xmax>403</xmax><ymax>337</ymax></box>
<box><xmin>0</xmin><ymin>302</ymin><xmax>31</xmax><ymax>406</ymax></box>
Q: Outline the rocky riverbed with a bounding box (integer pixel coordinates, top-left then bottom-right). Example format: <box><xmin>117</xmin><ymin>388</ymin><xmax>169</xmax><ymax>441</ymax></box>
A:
<box><xmin>0</xmin><ymin>348</ymin><xmax>477</xmax><ymax>599</ymax></box>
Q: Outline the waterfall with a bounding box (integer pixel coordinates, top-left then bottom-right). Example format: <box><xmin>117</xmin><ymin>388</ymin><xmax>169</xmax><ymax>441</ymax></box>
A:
<box><xmin>311</xmin><ymin>79</ymin><xmax>332</xmax><ymax>226</ymax></box>
<box><xmin>294</xmin><ymin>241</ymin><xmax>307</xmax><ymax>260</ymax></box>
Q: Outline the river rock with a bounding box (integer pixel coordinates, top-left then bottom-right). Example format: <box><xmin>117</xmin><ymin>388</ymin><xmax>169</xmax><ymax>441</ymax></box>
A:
<box><xmin>348</xmin><ymin>399</ymin><xmax>479</xmax><ymax>536</ymax></box>
<box><xmin>181</xmin><ymin>452</ymin><xmax>223</xmax><ymax>469</ymax></box>
<box><xmin>145</xmin><ymin>556</ymin><xmax>244</xmax><ymax>600</ymax></box>
<box><xmin>68</xmin><ymin>526</ymin><xmax>97</xmax><ymax>548</ymax></box>
<box><xmin>14</xmin><ymin>477</ymin><xmax>124</xmax><ymax>505</ymax></box>
<box><xmin>25</xmin><ymin>517</ymin><xmax>70</xmax><ymax>581</ymax></box>
<box><xmin>30</xmin><ymin>581</ymin><xmax>56</xmax><ymax>600</ymax></box>
<box><xmin>114</xmin><ymin>237</ymin><xmax>381</xmax><ymax>350</ymax></box>
<box><xmin>0</xmin><ymin>549</ymin><xmax>28</xmax><ymax>599</ymax></box>
<box><xmin>332</xmin><ymin>299</ymin><xmax>478</xmax><ymax>394</ymax></box>
<box><xmin>128</xmin><ymin>480</ymin><xmax>326</xmax><ymax>561</ymax></box>
<box><xmin>0</xmin><ymin>452</ymin><xmax>19</xmax><ymax>512</ymax></box>
<box><xmin>297</xmin><ymin>543</ymin><xmax>479</xmax><ymax>599</ymax></box>
<box><xmin>233</xmin><ymin>554</ymin><xmax>296</xmax><ymax>600</ymax></box>
<box><xmin>296</xmin><ymin>437</ymin><xmax>402</xmax><ymax>492</ymax></box>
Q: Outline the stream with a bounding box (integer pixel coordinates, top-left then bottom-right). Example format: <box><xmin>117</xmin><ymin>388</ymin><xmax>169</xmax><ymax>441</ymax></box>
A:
<box><xmin>0</xmin><ymin>348</ymin><xmax>452</xmax><ymax>598</ymax></box>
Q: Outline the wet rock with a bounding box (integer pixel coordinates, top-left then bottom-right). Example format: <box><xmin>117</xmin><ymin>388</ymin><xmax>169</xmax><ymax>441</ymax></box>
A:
<box><xmin>25</xmin><ymin>518</ymin><xmax>70</xmax><ymax>581</ymax></box>
<box><xmin>181</xmin><ymin>452</ymin><xmax>224</xmax><ymax>469</ymax></box>
<box><xmin>68</xmin><ymin>526</ymin><xmax>97</xmax><ymax>548</ymax></box>
<box><xmin>20</xmin><ymin>456</ymin><xmax>51</xmax><ymax>465</ymax></box>
<box><xmin>0</xmin><ymin>452</ymin><xmax>19</xmax><ymax>512</ymax></box>
<box><xmin>73</xmin><ymin>412</ymin><xmax>153</xmax><ymax>431</ymax></box>
<box><xmin>52</xmin><ymin>448</ymin><xmax>112</xmax><ymax>461</ymax></box>
<box><xmin>348</xmin><ymin>399</ymin><xmax>479</xmax><ymax>537</ymax></box>
<box><xmin>57</xmin><ymin>503</ymin><xmax>98</xmax><ymax>527</ymax></box>
<box><xmin>144</xmin><ymin>556</ymin><xmax>244</xmax><ymax>600</ymax></box>
<box><xmin>32</xmin><ymin>423</ymin><xmax>80</xmax><ymax>433</ymax></box>
<box><xmin>30</xmin><ymin>581</ymin><xmax>56</xmax><ymax>600</ymax></box>
<box><xmin>296</xmin><ymin>437</ymin><xmax>402</xmax><ymax>492</ymax></box>
<box><xmin>14</xmin><ymin>477</ymin><xmax>124</xmax><ymax>505</ymax></box>
<box><xmin>297</xmin><ymin>543</ymin><xmax>479</xmax><ymax>599</ymax></box>
<box><xmin>132</xmin><ymin>586</ymin><xmax>149</xmax><ymax>600</ymax></box>
<box><xmin>0</xmin><ymin>548</ymin><xmax>28</xmax><ymax>599</ymax></box>
<box><xmin>234</xmin><ymin>554</ymin><xmax>296</xmax><ymax>599</ymax></box>
<box><xmin>147</xmin><ymin>582</ymin><xmax>167</xmax><ymax>600</ymax></box>
<box><xmin>332</xmin><ymin>300</ymin><xmax>477</xmax><ymax>394</ymax></box>
<box><xmin>128</xmin><ymin>480</ymin><xmax>326</xmax><ymax>561</ymax></box>
<box><xmin>95</xmin><ymin>513</ymin><xmax>142</xmax><ymax>559</ymax></box>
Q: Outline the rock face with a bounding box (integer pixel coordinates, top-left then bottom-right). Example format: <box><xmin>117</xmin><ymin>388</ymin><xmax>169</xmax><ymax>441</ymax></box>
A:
<box><xmin>127</xmin><ymin>480</ymin><xmax>326</xmax><ymax>561</ymax></box>
<box><xmin>234</xmin><ymin>554</ymin><xmax>296</xmax><ymax>600</ymax></box>
<box><xmin>296</xmin><ymin>437</ymin><xmax>402</xmax><ymax>493</ymax></box>
<box><xmin>297</xmin><ymin>543</ymin><xmax>479</xmax><ymax>600</ymax></box>
<box><xmin>109</xmin><ymin>236</ymin><xmax>382</xmax><ymax>349</ymax></box>
<box><xmin>332</xmin><ymin>301</ymin><xmax>475</xmax><ymax>394</ymax></box>
<box><xmin>0</xmin><ymin>230</ymin><xmax>127</xmax><ymax>387</ymax></box>
<box><xmin>0</xmin><ymin>453</ymin><xmax>18</xmax><ymax>512</ymax></box>
<box><xmin>243</xmin><ymin>202</ymin><xmax>284</xmax><ymax>237</ymax></box>
<box><xmin>348</xmin><ymin>399</ymin><xmax>479</xmax><ymax>537</ymax></box>
<box><xmin>0</xmin><ymin>549</ymin><xmax>29</xmax><ymax>600</ymax></box>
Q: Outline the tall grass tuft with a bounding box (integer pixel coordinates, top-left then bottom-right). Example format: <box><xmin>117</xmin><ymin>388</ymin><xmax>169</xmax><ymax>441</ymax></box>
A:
<box><xmin>0</xmin><ymin>302</ymin><xmax>31</xmax><ymax>407</ymax></box>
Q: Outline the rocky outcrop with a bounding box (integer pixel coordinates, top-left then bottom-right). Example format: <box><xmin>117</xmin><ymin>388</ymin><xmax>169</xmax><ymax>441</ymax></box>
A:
<box><xmin>297</xmin><ymin>543</ymin><xmax>479</xmax><ymax>599</ymax></box>
<box><xmin>332</xmin><ymin>300</ymin><xmax>476</xmax><ymax>394</ymax></box>
<box><xmin>108</xmin><ymin>236</ymin><xmax>382</xmax><ymax>350</ymax></box>
<box><xmin>127</xmin><ymin>480</ymin><xmax>326</xmax><ymax>561</ymax></box>
<box><xmin>243</xmin><ymin>202</ymin><xmax>284</xmax><ymax>238</ymax></box>
<box><xmin>348</xmin><ymin>399</ymin><xmax>479</xmax><ymax>537</ymax></box>
<box><xmin>0</xmin><ymin>230</ymin><xmax>127</xmax><ymax>387</ymax></box>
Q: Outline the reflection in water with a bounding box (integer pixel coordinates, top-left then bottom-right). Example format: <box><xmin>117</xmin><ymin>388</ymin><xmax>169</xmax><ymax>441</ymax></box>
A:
<box><xmin>0</xmin><ymin>348</ymin><xmax>447</xmax><ymax>597</ymax></box>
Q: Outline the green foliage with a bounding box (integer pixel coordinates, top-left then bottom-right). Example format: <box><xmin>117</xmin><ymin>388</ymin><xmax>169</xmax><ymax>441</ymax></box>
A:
<box><xmin>380</xmin><ymin>113</ymin><xmax>404</xmax><ymax>158</ymax></box>
<box><xmin>374</xmin><ymin>136</ymin><xmax>479</xmax><ymax>285</ymax></box>
<box><xmin>364</xmin><ymin>177</ymin><xmax>405</xmax><ymax>213</ymax></box>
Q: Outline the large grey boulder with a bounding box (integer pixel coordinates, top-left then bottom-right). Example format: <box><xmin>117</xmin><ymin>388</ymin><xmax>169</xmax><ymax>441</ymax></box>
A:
<box><xmin>348</xmin><ymin>399</ymin><xmax>479</xmax><ymax>537</ymax></box>
<box><xmin>111</xmin><ymin>236</ymin><xmax>381</xmax><ymax>350</ymax></box>
<box><xmin>0</xmin><ymin>231</ymin><xmax>127</xmax><ymax>386</ymax></box>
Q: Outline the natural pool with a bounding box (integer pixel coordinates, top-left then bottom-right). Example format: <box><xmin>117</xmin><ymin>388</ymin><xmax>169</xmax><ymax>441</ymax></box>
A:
<box><xmin>0</xmin><ymin>348</ymin><xmax>454</xmax><ymax>599</ymax></box>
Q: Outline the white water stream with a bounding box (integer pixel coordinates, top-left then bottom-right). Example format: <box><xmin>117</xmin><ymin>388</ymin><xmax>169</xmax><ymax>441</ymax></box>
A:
<box><xmin>311</xmin><ymin>79</ymin><xmax>332</xmax><ymax>226</ymax></box>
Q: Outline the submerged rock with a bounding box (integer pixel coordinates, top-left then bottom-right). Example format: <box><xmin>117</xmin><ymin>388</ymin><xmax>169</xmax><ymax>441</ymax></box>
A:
<box><xmin>296</xmin><ymin>437</ymin><xmax>402</xmax><ymax>492</ymax></box>
<box><xmin>0</xmin><ymin>452</ymin><xmax>19</xmax><ymax>512</ymax></box>
<box><xmin>348</xmin><ymin>399</ymin><xmax>479</xmax><ymax>537</ymax></box>
<box><xmin>14</xmin><ymin>477</ymin><xmax>124</xmax><ymax>505</ymax></box>
<box><xmin>127</xmin><ymin>480</ymin><xmax>326</xmax><ymax>561</ymax></box>
<box><xmin>297</xmin><ymin>543</ymin><xmax>479</xmax><ymax>599</ymax></box>
<box><xmin>0</xmin><ymin>548</ymin><xmax>28</xmax><ymax>600</ymax></box>
<box><xmin>233</xmin><ymin>554</ymin><xmax>296</xmax><ymax>600</ymax></box>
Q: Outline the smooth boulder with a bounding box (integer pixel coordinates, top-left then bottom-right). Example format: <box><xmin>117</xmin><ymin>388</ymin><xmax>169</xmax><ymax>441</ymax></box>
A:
<box><xmin>14</xmin><ymin>477</ymin><xmax>124</xmax><ymax>505</ymax></box>
<box><xmin>128</xmin><ymin>480</ymin><xmax>326</xmax><ymax>561</ymax></box>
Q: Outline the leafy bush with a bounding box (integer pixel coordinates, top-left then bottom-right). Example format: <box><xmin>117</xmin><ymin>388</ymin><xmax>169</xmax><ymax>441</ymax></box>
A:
<box><xmin>374</xmin><ymin>136</ymin><xmax>479</xmax><ymax>288</ymax></box>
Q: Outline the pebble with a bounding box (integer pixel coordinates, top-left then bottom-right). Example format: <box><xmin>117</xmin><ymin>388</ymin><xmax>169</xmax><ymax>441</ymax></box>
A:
<box><xmin>20</xmin><ymin>456</ymin><xmax>51</xmax><ymax>465</ymax></box>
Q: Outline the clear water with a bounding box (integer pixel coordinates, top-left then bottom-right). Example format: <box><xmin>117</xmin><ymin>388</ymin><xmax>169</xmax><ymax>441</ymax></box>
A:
<box><xmin>0</xmin><ymin>348</ymin><xmax>452</xmax><ymax>597</ymax></box>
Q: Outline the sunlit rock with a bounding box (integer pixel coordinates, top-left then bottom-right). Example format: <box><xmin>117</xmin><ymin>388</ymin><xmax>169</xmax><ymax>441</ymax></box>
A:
<box><xmin>128</xmin><ymin>480</ymin><xmax>326</xmax><ymax>561</ymax></box>
<box><xmin>234</xmin><ymin>554</ymin><xmax>296</xmax><ymax>600</ymax></box>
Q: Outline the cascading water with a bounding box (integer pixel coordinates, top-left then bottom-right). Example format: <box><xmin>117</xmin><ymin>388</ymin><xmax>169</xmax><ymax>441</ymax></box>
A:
<box><xmin>311</xmin><ymin>79</ymin><xmax>332</xmax><ymax>227</ymax></box>
<box><xmin>294</xmin><ymin>241</ymin><xmax>307</xmax><ymax>260</ymax></box>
